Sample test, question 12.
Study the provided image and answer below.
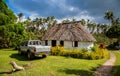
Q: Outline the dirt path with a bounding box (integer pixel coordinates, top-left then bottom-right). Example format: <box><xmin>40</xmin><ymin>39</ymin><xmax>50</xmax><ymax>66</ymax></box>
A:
<box><xmin>93</xmin><ymin>51</ymin><xmax>116</xmax><ymax>76</ymax></box>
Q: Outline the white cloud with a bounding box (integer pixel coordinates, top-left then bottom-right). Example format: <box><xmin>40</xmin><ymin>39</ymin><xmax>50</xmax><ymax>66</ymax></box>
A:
<box><xmin>75</xmin><ymin>11</ymin><xmax>95</xmax><ymax>21</ymax></box>
<box><xmin>21</xmin><ymin>16</ymin><xmax>27</xmax><ymax>22</ymax></box>
<box><xmin>29</xmin><ymin>13</ymin><xmax>40</xmax><ymax>20</ymax></box>
<box><xmin>8</xmin><ymin>0</ymin><xmax>120</xmax><ymax>23</ymax></box>
<box><xmin>56</xmin><ymin>10</ymin><xmax>94</xmax><ymax>23</ymax></box>
<box><xmin>69</xmin><ymin>6</ymin><xmax>75</xmax><ymax>11</ymax></box>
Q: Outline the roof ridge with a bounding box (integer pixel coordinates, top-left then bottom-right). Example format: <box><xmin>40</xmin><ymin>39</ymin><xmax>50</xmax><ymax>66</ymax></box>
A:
<box><xmin>57</xmin><ymin>21</ymin><xmax>81</xmax><ymax>25</ymax></box>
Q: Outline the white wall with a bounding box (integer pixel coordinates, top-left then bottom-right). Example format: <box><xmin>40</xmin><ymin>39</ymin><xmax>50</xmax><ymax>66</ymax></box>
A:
<box><xmin>78</xmin><ymin>42</ymin><xmax>94</xmax><ymax>49</ymax></box>
<box><xmin>48</xmin><ymin>41</ymin><xmax>51</xmax><ymax>46</ymax></box>
<box><xmin>64</xmin><ymin>41</ymin><xmax>73</xmax><ymax>49</ymax></box>
<box><xmin>42</xmin><ymin>40</ymin><xmax>94</xmax><ymax>49</ymax></box>
<box><xmin>41</xmin><ymin>41</ymin><xmax>45</xmax><ymax>45</ymax></box>
<box><xmin>64</xmin><ymin>41</ymin><xmax>93</xmax><ymax>49</ymax></box>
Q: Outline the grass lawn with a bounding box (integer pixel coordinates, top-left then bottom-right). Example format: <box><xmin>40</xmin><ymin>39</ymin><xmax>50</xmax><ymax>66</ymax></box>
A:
<box><xmin>111</xmin><ymin>51</ymin><xmax>120</xmax><ymax>76</ymax></box>
<box><xmin>0</xmin><ymin>49</ymin><xmax>109</xmax><ymax>76</ymax></box>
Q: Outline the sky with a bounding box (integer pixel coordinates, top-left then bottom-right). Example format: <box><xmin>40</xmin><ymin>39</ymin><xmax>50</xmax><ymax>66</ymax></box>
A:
<box><xmin>5</xmin><ymin>0</ymin><xmax>120</xmax><ymax>23</ymax></box>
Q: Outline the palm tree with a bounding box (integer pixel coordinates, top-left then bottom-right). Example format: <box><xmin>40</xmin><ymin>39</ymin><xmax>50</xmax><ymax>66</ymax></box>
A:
<box><xmin>90</xmin><ymin>23</ymin><xmax>96</xmax><ymax>34</ymax></box>
<box><xmin>72</xmin><ymin>18</ymin><xmax>76</xmax><ymax>22</ymax></box>
<box><xmin>81</xmin><ymin>19</ymin><xmax>86</xmax><ymax>26</ymax></box>
<box><xmin>62</xmin><ymin>19</ymin><xmax>70</xmax><ymax>23</ymax></box>
<box><xmin>100</xmin><ymin>24</ymin><xmax>109</xmax><ymax>34</ymax></box>
<box><xmin>24</xmin><ymin>16</ymin><xmax>31</xmax><ymax>32</ymax></box>
<box><xmin>27</xmin><ymin>16</ymin><xmax>31</xmax><ymax>21</ymax></box>
<box><xmin>87</xmin><ymin>22</ymin><xmax>96</xmax><ymax>33</ymax></box>
<box><xmin>53</xmin><ymin>20</ymin><xmax>57</xmax><ymax>25</ymax></box>
<box><xmin>47</xmin><ymin>16</ymin><xmax>56</xmax><ymax>29</ymax></box>
<box><xmin>18</xmin><ymin>13</ymin><xmax>23</xmax><ymax>22</ymax></box>
<box><xmin>114</xmin><ymin>18</ymin><xmax>120</xmax><ymax>24</ymax></box>
<box><xmin>104</xmin><ymin>11</ymin><xmax>114</xmax><ymax>24</ymax></box>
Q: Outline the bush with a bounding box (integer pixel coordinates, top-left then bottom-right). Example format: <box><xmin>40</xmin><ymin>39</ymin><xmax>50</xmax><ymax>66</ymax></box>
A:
<box><xmin>51</xmin><ymin>46</ymin><xmax>108</xmax><ymax>60</ymax></box>
<box><xmin>89</xmin><ymin>46</ymin><xmax>108</xmax><ymax>59</ymax></box>
<box><xmin>107</xmin><ymin>41</ymin><xmax>120</xmax><ymax>50</ymax></box>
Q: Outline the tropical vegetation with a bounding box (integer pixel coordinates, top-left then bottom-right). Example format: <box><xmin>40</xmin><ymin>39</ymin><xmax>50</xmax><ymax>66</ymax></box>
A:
<box><xmin>0</xmin><ymin>0</ymin><xmax>120</xmax><ymax>49</ymax></box>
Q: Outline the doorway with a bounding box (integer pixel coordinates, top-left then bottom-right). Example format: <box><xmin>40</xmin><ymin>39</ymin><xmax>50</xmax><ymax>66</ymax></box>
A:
<box><xmin>51</xmin><ymin>40</ymin><xmax>56</xmax><ymax>47</ymax></box>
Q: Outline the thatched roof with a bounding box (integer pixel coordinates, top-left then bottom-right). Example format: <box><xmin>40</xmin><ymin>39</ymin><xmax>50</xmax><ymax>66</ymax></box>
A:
<box><xmin>42</xmin><ymin>21</ymin><xmax>96</xmax><ymax>42</ymax></box>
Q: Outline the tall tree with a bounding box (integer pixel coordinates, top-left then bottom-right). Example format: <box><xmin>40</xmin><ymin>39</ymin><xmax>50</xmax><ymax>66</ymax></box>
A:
<box><xmin>100</xmin><ymin>24</ymin><xmax>109</xmax><ymax>34</ymax></box>
<box><xmin>27</xmin><ymin>16</ymin><xmax>31</xmax><ymax>21</ymax></box>
<box><xmin>0</xmin><ymin>0</ymin><xmax>8</xmax><ymax>13</ymax></box>
<box><xmin>72</xmin><ymin>18</ymin><xmax>76</xmax><ymax>22</ymax></box>
<box><xmin>0</xmin><ymin>0</ymin><xmax>17</xmax><ymax>25</ymax></box>
<box><xmin>81</xmin><ymin>19</ymin><xmax>86</xmax><ymax>26</ymax></box>
<box><xmin>104</xmin><ymin>11</ymin><xmax>114</xmax><ymax>23</ymax></box>
<box><xmin>18</xmin><ymin>13</ymin><xmax>23</xmax><ymax>22</ymax></box>
<box><xmin>106</xmin><ymin>24</ymin><xmax>120</xmax><ymax>40</ymax></box>
<box><xmin>62</xmin><ymin>19</ymin><xmax>70</xmax><ymax>23</ymax></box>
<box><xmin>0</xmin><ymin>13</ymin><xmax>10</xmax><ymax>25</ymax></box>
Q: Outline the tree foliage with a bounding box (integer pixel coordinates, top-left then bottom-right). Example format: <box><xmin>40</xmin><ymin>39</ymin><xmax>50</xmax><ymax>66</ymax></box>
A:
<box><xmin>104</xmin><ymin>11</ymin><xmax>120</xmax><ymax>24</ymax></box>
<box><xmin>0</xmin><ymin>23</ymin><xmax>29</xmax><ymax>49</ymax></box>
<box><xmin>0</xmin><ymin>13</ymin><xmax>10</xmax><ymax>25</ymax></box>
<box><xmin>0</xmin><ymin>0</ymin><xmax>23</xmax><ymax>49</ymax></box>
<box><xmin>106</xmin><ymin>24</ymin><xmax>120</xmax><ymax>38</ymax></box>
<box><xmin>104</xmin><ymin>11</ymin><xmax>114</xmax><ymax>22</ymax></box>
<box><xmin>18</xmin><ymin>13</ymin><xmax>23</xmax><ymax>22</ymax></box>
<box><xmin>104</xmin><ymin>11</ymin><xmax>120</xmax><ymax>39</ymax></box>
<box><xmin>104</xmin><ymin>11</ymin><xmax>120</xmax><ymax>49</ymax></box>
<box><xmin>0</xmin><ymin>0</ymin><xmax>16</xmax><ymax>25</ymax></box>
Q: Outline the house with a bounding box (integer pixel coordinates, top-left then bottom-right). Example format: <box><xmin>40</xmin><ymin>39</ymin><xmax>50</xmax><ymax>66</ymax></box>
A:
<box><xmin>42</xmin><ymin>21</ymin><xmax>96</xmax><ymax>49</ymax></box>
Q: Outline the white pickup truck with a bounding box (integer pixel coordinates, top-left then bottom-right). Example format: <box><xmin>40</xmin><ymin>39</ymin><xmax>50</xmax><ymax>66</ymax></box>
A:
<box><xmin>18</xmin><ymin>40</ymin><xmax>51</xmax><ymax>59</ymax></box>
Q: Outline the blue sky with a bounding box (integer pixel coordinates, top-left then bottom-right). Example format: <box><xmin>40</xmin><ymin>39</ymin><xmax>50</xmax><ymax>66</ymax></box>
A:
<box><xmin>5</xmin><ymin>0</ymin><xmax>120</xmax><ymax>23</ymax></box>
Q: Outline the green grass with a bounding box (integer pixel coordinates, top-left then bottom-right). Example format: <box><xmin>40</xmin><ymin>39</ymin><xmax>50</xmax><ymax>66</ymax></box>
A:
<box><xmin>111</xmin><ymin>51</ymin><xmax>120</xmax><ymax>76</ymax></box>
<box><xmin>0</xmin><ymin>49</ymin><xmax>109</xmax><ymax>76</ymax></box>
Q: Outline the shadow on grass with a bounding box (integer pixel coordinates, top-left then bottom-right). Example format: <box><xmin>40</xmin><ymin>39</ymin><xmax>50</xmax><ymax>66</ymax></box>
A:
<box><xmin>10</xmin><ymin>53</ymin><xmax>46</xmax><ymax>61</ymax></box>
<box><xmin>10</xmin><ymin>53</ymin><xmax>29</xmax><ymax>61</ymax></box>
<box><xmin>0</xmin><ymin>71</ymin><xmax>12</xmax><ymax>74</ymax></box>
<box><xmin>57</xmin><ymin>65</ymin><xmax>120</xmax><ymax>76</ymax></box>
<box><xmin>111</xmin><ymin>66</ymin><xmax>120</xmax><ymax>76</ymax></box>
<box><xmin>58</xmin><ymin>68</ymin><xmax>96</xmax><ymax>76</ymax></box>
<box><xmin>0</xmin><ymin>70</ymin><xmax>21</xmax><ymax>75</ymax></box>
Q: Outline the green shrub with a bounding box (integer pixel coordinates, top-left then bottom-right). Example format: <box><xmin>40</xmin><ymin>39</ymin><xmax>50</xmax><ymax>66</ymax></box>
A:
<box><xmin>89</xmin><ymin>46</ymin><xmax>108</xmax><ymax>59</ymax></box>
<box><xmin>51</xmin><ymin>46</ymin><xmax>108</xmax><ymax>60</ymax></box>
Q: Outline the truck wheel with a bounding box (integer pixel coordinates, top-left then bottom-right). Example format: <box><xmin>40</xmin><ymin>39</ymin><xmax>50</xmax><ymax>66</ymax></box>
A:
<box><xmin>27</xmin><ymin>52</ymin><xmax>34</xmax><ymax>60</ymax></box>
<box><xmin>42</xmin><ymin>54</ymin><xmax>47</xmax><ymax>58</ymax></box>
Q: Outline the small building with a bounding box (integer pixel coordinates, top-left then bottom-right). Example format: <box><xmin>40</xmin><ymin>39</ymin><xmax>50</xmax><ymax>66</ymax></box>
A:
<box><xmin>42</xmin><ymin>21</ymin><xmax>96</xmax><ymax>49</ymax></box>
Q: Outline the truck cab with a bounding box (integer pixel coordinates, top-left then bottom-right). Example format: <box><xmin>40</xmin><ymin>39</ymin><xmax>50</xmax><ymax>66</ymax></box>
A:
<box><xmin>19</xmin><ymin>40</ymin><xmax>51</xmax><ymax>59</ymax></box>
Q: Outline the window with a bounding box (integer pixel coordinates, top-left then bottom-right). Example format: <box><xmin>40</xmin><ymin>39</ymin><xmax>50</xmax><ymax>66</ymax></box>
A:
<box><xmin>45</xmin><ymin>40</ymin><xmax>48</xmax><ymax>46</ymax></box>
<box><xmin>60</xmin><ymin>41</ymin><xmax>64</xmax><ymax>46</ymax></box>
<box><xmin>74</xmin><ymin>41</ymin><xmax>78</xmax><ymax>47</ymax></box>
<box><xmin>51</xmin><ymin>40</ymin><xmax>56</xmax><ymax>47</ymax></box>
